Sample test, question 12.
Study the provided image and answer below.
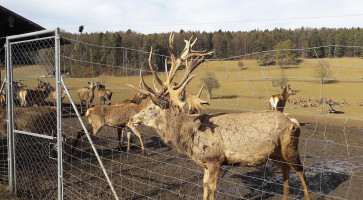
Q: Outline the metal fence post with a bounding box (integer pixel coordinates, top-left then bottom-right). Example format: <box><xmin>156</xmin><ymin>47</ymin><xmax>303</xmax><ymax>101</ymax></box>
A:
<box><xmin>55</xmin><ymin>28</ymin><xmax>63</xmax><ymax>200</ymax></box>
<box><xmin>6</xmin><ymin>37</ymin><xmax>16</xmax><ymax>196</ymax></box>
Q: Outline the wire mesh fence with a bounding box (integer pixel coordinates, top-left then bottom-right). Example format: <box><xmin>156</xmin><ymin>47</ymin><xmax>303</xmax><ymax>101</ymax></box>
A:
<box><xmin>2</xmin><ymin>29</ymin><xmax>363</xmax><ymax>200</ymax></box>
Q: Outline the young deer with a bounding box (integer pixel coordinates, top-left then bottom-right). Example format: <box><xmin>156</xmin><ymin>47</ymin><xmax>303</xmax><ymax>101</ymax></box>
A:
<box><xmin>77</xmin><ymin>81</ymin><xmax>97</xmax><ymax>114</ymax></box>
<box><xmin>129</xmin><ymin>34</ymin><xmax>310</xmax><ymax>200</ymax></box>
<box><xmin>269</xmin><ymin>85</ymin><xmax>290</xmax><ymax>112</ymax></box>
<box><xmin>96</xmin><ymin>82</ymin><xmax>113</xmax><ymax>105</ymax></box>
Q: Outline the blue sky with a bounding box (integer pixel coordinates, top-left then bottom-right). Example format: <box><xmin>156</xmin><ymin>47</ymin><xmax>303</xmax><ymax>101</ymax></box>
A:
<box><xmin>2</xmin><ymin>0</ymin><xmax>363</xmax><ymax>33</ymax></box>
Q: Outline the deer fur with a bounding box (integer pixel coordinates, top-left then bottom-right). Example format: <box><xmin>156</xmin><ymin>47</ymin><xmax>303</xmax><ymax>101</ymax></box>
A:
<box><xmin>132</xmin><ymin>104</ymin><xmax>309</xmax><ymax>200</ymax></box>
<box><xmin>77</xmin><ymin>81</ymin><xmax>97</xmax><ymax>114</ymax></box>
<box><xmin>96</xmin><ymin>82</ymin><xmax>113</xmax><ymax>105</ymax></box>
<box><xmin>128</xmin><ymin>33</ymin><xmax>309</xmax><ymax>200</ymax></box>
<box><xmin>269</xmin><ymin>85</ymin><xmax>290</xmax><ymax>112</ymax></box>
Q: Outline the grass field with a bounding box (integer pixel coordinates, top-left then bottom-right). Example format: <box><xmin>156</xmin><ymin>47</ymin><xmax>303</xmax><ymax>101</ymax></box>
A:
<box><xmin>2</xmin><ymin>57</ymin><xmax>363</xmax><ymax>124</ymax></box>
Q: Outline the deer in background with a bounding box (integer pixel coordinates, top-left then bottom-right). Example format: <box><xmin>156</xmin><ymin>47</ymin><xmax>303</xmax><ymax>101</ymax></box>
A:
<box><xmin>0</xmin><ymin>81</ymin><xmax>27</xmax><ymax>106</ymax></box>
<box><xmin>269</xmin><ymin>85</ymin><xmax>290</xmax><ymax>112</ymax></box>
<box><xmin>128</xmin><ymin>34</ymin><xmax>310</xmax><ymax>200</ymax></box>
<box><xmin>19</xmin><ymin>80</ymin><xmax>54</xmax><ymax>107</ymax></box>
<box><xmin>96</xmin><ymin>82</ymin><xmax>113</xmax><ymax>105</ymax></box>
<box><xmin>77</xmin><ymin>81</ymin><xmax>97</xmax><ymax>114</ymax></box>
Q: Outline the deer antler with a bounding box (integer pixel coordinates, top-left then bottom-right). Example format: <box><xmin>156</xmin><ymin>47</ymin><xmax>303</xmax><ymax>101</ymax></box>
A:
<box><xmin>185</xmin><ymin>84</ymin><xmax>209</xmax><ymax>114</ymax></box>
<box><xmin>129</xmin><ymin>33</ymin><xmax>213</xmax><ymax>112</ymax></box>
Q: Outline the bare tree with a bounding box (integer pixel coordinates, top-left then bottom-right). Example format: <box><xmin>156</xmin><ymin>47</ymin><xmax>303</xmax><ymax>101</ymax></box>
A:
<box><xmin>200</xmin><ymin>71</ymin><xmax>220</xmax><ymax>99</ymax></box>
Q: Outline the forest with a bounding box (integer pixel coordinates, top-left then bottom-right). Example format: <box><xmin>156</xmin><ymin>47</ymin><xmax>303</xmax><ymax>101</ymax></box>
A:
<box><xmin>59</xmin><ymin>27</ymin><xmax>362</xmax><ymax>76</ymax></box>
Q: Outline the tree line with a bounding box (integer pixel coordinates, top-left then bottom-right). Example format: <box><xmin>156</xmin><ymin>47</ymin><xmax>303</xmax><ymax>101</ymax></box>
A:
<box><xmin>60</xmin><ymin>27</ymin><xmax>363</xmax><ymax>76</ymax></box>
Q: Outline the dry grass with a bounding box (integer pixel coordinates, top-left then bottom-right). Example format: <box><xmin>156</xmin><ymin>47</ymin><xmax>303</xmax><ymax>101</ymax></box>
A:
<box><xmin>2</xmin><ymin>58</ymin><xmax>363</xmax><ymax>124</ymax></box>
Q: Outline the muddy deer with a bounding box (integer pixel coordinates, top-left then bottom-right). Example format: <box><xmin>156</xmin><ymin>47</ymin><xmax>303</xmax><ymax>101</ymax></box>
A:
<box><xmin>269</xmin><ymin>85</ymin><xmax>290</xmax><ymax>112</ymax></box>
<box><xmin>96</xmin><ymin>82</ymin><xmax>113</xmax><ymax>105</ymax></box>
<box><xmin>77</xmin><ymin>81</ymin><xmax>97</xmax><ymax>114</ymax></box>
<box><xmin>128</xmin><ymin>34</ymin><xmax>310</xmax><ymax>200</ymax></box>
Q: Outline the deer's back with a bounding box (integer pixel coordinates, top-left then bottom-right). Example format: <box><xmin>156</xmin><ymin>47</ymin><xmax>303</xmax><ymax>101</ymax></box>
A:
<box><xmin>190</xmin><ymin>111</ymin><xmax>298</xmax><ymax>166</ymax></box>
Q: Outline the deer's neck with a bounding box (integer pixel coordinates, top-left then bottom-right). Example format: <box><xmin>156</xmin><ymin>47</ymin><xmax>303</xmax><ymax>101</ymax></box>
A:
<box><xmin>154</xmin><ymin>108</ymin><xmax>202</xmax><ymax>157</ymax></box>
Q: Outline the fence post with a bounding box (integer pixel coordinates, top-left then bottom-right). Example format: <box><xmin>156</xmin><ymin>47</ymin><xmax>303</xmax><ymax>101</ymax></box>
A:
<box><xmin>6</xmin><ymin>37</ymin><xmax>16</xmax><ymax>196</ymax></box>
<box><xmin>55</xmin><ymin>28</ymin><xmax>63</xmax><ymax>200</ymax></box>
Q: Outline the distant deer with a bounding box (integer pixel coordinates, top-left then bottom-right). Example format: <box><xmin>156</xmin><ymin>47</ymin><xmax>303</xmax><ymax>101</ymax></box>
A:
<box><xmin>0</xmin><ymin>81</ymin><xmax>27</xmax><ymax>106</ymax></box>
<box><xmin>51</xmin><ymin>89</ymin><xmax>66</xmax><ymax>106</ymax></box>
<box><xmin>96</xmin><ymin>82</ymin><xmax>113</xmax><ymax>105</ymax></box>
<box><xmin>269</xmin><ymin>85</ymin><xmax>290</xmax><ymax>112</ymax></box>
<box><xmin>19</xmin><ymin>80</ymin><xmax>54</xmax><ymax>107</ymax></box>
<box><xmin>77</xmin><ymin>81</ymin><xmax>97</xmax><ymax>114</ymax></box>
<box><xmin>129</xmin><ymin>34</ymin><xmax>310</xmax><ymax>200</ymax></box>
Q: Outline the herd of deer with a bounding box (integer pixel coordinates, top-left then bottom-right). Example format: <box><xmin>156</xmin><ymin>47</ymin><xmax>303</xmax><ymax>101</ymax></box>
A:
<box><xmin>0</xmin><ymin>34</ymin><xmax>314</xmax><ymax>199</ymax></box>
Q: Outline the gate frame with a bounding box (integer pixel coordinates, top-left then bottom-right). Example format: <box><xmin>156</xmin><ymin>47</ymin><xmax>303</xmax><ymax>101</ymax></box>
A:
<box><xmin>6</xmin><ymin>28</ymin><xmax>119</xmax><ymax>200</ymax></box>
<box><xmin>5</xmin><ymin>29</ymin><xmax>63</xmax><ymax>199</ymax></box>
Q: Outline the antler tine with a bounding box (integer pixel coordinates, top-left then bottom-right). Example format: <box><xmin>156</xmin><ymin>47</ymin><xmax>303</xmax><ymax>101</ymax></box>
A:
<box><xmin>172</xmin><ymin>52</ymin><xmax>212</xmax><ymax>90</ymax></box>
<box><xmin>153</xmin><ymin>79</ymin><xmax>159</xmax><ymax>92</ymax></box>
<box><xmin>139</xmin><ymin>70</ymin><xmax>156</xmax><ymax>94</ymax></box>
<box><xmin>126</xmin><ymin>84</ymin><xmax>150</xmax><ymax>96</ymax></box>
<box><xmin>197</xmin><ymin>84</ymin><xmax>205</xmax><ymax>98</ymax></box>
<box><xmin>148</xmin><ymin>46</ymin><xmax>163</xmax><ymax>86</ymax></box>
<box><xmin>167</xmin><ymin>74</ymin><xmax>196</xmax><ymax>110</ymax></box>
<box><xmin>166</xmin><ymin>33</ymin><xmax>182</xmax><ymax>86</ymax></box>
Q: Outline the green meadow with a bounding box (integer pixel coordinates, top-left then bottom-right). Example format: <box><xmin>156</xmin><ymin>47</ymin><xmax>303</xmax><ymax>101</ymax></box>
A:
<box><xmin>3</xmin><ymin>57</ymin><xmax>363</xmax><ymax>123</ymax></box>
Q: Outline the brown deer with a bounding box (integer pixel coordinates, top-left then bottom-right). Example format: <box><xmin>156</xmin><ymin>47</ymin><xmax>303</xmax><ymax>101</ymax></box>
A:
<box><xmin>77</xmin><ymin>81</ymin><xmax>97</xmax><ymax>114</ymax></box>
<box><xmin>128</xmin><ymin>34</ymin><xmax>310</xmax><ymax>200</ymax></box>
<box><xmin>51</xmin><ymin>89</ymin><xmax>66</xmax><ymax>106</ymax></box>
<box><xmin>0</xmin><ymin>81</ymin><xmax>27</xmax><ymax>106</ymax></box>
<box><xmin>96</xmin><ymin>82</ymin><xmax>113</xmax><ymax>105</ymax></box>
<box><xmin>37</xmin><ymin>79</ymin><xmax>66</xmax><ymax>106</ymax></box>
<box><xmin>269</xmin><ymin>85</ymin><xmax>290</xmax><ymax>112</ymax></box>
<box><xmin>19</xmin><ymin>81</ymin><xmax>54</xmax><ymax>107</ymax></box>
<box><xmin>72</xmin><ymin>81</ymin><xmax>151</xmax><ymax>155</ymax></box>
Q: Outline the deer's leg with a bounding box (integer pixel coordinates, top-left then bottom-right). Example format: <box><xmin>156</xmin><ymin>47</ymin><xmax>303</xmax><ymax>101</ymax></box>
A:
<box><xmin>117</xmin><ymin>127</ymin><xmax>123</xmax><ymax>151</ymax></box>
<box><xmin>203</xmin><ymin>168</ymin><xmax>210</xmax><ymax>200</ymax></box>
<box><xmin>80</xmin><ymin>101</ymin><xmax>83</xmax><ymax>115</ymax></box>
<box><xmin>273</xmin><ymin>160</ymin><xmax>290</xmax><ymax>200</ymax></box>
<box><xmin>71</xmin><ymin>125</ymin><xmax>92</xmax><ymax>155</ymax></box>
<box><xmin>289</xmin><ymin>164</ymin><xmax>310</xmax><ymax>200</ymax></box>
<box><xmin>127</xmin><ymin>131</ymin><xmax>131</xmax><ymax>152</ymax></box>
<box><xmin>203</xmin><ymin>163</ymin><xmax>221</xmax><ymax>200</ymax></box>
<box><xmin>127</xmin><ymin>122</ymin><xmax>145</xmax><ymax>155</ymax></box>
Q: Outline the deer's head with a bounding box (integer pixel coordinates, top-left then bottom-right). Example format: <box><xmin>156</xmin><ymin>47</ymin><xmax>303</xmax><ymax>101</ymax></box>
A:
<box><xmin>129</xmin><ymin>33</ymin><xmax>213</xmax><ymax>126</ymax></box>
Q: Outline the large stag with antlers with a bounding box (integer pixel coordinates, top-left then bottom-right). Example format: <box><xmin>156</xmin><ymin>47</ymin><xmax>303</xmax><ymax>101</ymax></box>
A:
<box><xmin>128</xmin><ymin>34</ymin><xmax>310</xmax><ymax>200</ymax></box>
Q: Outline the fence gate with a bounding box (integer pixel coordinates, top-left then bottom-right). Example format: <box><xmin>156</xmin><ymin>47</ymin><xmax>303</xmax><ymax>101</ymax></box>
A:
<box><xmin>5</xmin><ymin>29</ymin><xmax>63</xmax><ymax>199</ymax></box>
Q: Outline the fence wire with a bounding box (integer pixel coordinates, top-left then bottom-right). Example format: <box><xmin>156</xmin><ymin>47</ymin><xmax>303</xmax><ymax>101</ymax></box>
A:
<box><xmin>3</xmin><ymin>30</ymin><xmax>363</xmax><ymax>200</ymax></box>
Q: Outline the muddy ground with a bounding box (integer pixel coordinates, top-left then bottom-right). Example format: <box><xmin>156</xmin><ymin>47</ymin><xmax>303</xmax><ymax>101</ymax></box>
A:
<box><xmin>1</xmin><ymin>108</ymin><xmax>362</xmax><ymax>200</ymax></box>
